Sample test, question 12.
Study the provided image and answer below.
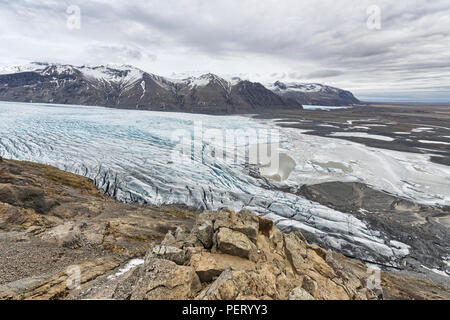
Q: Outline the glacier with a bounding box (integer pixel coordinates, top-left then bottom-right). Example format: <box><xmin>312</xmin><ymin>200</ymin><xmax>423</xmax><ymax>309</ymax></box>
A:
<box><xmin>0</xmin><ymin>101</ymin><xmax>441</xmax><ymax>267</ymax></box>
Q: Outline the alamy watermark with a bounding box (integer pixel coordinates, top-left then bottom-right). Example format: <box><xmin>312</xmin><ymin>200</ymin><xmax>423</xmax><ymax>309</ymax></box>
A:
<box><xmin>169</xmin><ymin>121</ymin><xmax>281</xmax><ymax>174</ymax></box>
<box><xmin>366</xmin><ymin>5</ymin><xmax>382</xmax><ymax>30</ymax></box>
<box><xmin>66</xmin><ymin>5</ymin><xmax>81</xmax><ymax>30</ymax></box>
<box><xmin>366</xmin><ymin>267</ymin><xmax>383</xmax><ymax>296</ymax></box>
<box><xmin>66</xmin><ymin>265</ymin><xmax>81</xmax><ymax>290</ymax></box>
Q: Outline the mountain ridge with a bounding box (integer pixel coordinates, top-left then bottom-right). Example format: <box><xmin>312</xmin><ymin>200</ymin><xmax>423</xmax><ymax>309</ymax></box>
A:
<box><xmin>0</xmin><ymin>62</ymin><xmax>362</xmax><ymax>113</ymax></box>
<box><xmin>268</xmin><ymin>80</ymin><xmax>360</xmax><ymax>106</ymax></box>
<box><xmin>0</xmin><ymin>62</ymin><xmax>301</xmax><ymax>114</ymax></box>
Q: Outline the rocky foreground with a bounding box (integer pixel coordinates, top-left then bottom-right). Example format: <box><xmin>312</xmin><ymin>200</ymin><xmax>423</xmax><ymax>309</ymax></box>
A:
<box><xmin>0</xmin><ymin>159</ymin><xmax>448</xmax><ymax>300</ymax></box>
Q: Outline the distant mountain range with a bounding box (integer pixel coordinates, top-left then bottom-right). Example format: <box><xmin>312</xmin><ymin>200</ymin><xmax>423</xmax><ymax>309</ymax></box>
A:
<box><xmin>0</xmin><ymin>63</ymin><xmax>360</xmax><ymax>114</ymax></box>
<box><xmin>267</xmin><ymin>81</ymin><xmax>360</xmax><ymax>106</ymax></box>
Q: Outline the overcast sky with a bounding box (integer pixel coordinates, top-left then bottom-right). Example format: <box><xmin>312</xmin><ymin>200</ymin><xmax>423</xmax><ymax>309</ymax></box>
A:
<box><xmin>0</xmin><ymin>0</ymin><xmax>449</xmax><ymax>102</ymax></box>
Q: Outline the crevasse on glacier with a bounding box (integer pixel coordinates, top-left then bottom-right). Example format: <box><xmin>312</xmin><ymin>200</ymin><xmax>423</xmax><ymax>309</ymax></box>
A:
<box><xmin>0</xmin><ymin>102</ymin><xmax>408</xmax><ymax>265</ymax></box>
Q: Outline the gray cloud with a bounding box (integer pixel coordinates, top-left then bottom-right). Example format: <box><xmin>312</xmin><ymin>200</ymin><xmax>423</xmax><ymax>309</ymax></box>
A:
<box><xmin>86</xmin><ymin>44</ymin><xmax>157</xmax><ymax>64</ymax></box>
<box><xmin>307</xmin><ymin>70</ymin><xmax>344</xmax><ymax>79</ymax></box>
<box><xmin>0</xmin><ymin>0</ymin><xmax>449</xmax><ymax>101</ymax></box>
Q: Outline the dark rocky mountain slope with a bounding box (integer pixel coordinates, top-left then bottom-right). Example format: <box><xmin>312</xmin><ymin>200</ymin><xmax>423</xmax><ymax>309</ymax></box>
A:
<box><xmin>268</xmin><ymin>80</ymin><xmax>360</xmax><ymax>106</ymax></box>
<box><xmin>0</xmin><ymin>63</ymin><xmax>302</xmax><ymax>114</ymax></box>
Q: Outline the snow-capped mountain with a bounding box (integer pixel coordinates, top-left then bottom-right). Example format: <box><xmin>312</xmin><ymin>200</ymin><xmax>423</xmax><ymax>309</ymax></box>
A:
<box><xmin>268</xmin><ymin>80</ymin><xmax>360</xmax><ymax>106</ymax></box>
<box><xmin>0</xmin><ymin>63</ymin><xmax>301</xmax><ymax>114</ymax></box>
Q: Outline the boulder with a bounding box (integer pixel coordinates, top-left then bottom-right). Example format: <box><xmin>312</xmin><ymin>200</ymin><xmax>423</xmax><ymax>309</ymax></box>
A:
<box><xmin>149</xmin><ymin>245</ymin><xmax>186</xmax><ymax>265</ymax></box>
<box><xmin>161</xmin><ymin>230</ymin><xmax>177</xmax><ymax>246</ymax></box>
<box><xmin>216</xmin><ymin>227</ymin><xmax>258</xmax><ymax>261</ymax></box>
<box><xmin>284</xmin><ymin>233</ymin><xmax>308</xmax><ymax>273</ymax></box>
<box><xmin>196</xmin><ymin>220</ymin><xmax>214</xmax><ymax>249</ymax></box>
<box><xmin>301</xmin><ymin>275</ymin><xmax>319</xmax><ymax>298</ymax></box>
<box><xmin>233</xmin><ymin>210</ymin><xmax>260</xmax><ymax>243</ymax></box>
<box><xmin>190</xmin><ymin>252</ymin><xmax>255</xmax><ymax>282</ymax></box>
<box><xmin>199</xmin><ymin>209</ymin><xmax>259</xmax><ymax>244</ymax></box>
<box><xmin>288</xmin><ymin>287</ymin><xmax>315</xmax><ymax>300</ymax></box>
<box><xmin>131</xmin><ymin>258</ymin><xmax>202</xmax><ymax>300</ymax></box>
<box><xmin>161</xmin><ymin>227</ymin><xmax>190</xmax><ymax>249</ymax></box>
<box><xmin>196</xmin><ymin>269</ymin><xmax>277</xmax><ymax>300</ymax></box>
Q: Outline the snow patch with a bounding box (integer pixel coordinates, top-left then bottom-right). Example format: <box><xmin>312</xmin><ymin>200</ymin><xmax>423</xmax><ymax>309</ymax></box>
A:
<box><xmin>412</xmin><ymin>127</ymin><xmax>434</xmax><ymax>133</ymax></box>
<box><xmin>422</xmin><ymin>265</ymin><xmax>449</xmax><ymax>277</ymax></box>
<box><xmin>107</xmin><ymin>259</ymin><xmax>144</xmax><ymax>280</ymax></box>
<box><xmin>0</xmin><ymin>62</ymin><xmax>47</xmax><ymax>74</ymax></box>
<box><xmin>329</xmin><ymin>132</ymin><xmax>395</xmax><ymax>141</ymax></box>
<box><xmin>419</xmin><ymin>140</ymin><xmax>450</xmax><ymax>146</ymax></box>
<box><xmin>303</xmin><ymin>105</ymin><xmax>352</xmax><ymax>111</ymax></box>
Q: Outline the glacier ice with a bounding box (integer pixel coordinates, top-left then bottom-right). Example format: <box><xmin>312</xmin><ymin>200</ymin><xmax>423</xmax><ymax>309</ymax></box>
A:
<box><xmin>0</xmin><ymin>101</ymin><xmax>436</xmax><ymax>266</ymax></box>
